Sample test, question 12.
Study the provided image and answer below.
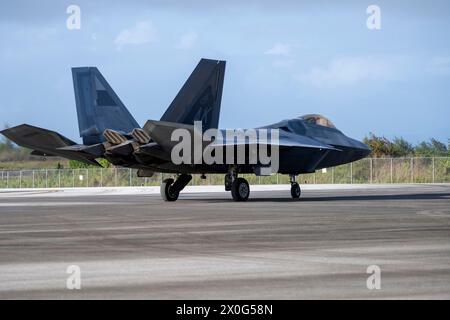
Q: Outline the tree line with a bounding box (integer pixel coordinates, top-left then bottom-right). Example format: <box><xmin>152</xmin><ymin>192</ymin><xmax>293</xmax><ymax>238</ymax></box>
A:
<box><xmin>363</xmin><ymin>133</ymin><xmax>449</xmax><ymax>158</ymax></box>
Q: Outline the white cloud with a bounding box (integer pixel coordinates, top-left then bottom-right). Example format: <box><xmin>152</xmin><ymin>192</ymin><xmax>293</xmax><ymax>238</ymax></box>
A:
<box><xmin>264</xmin><ymin>43</ymin><xmax>292</xmax><ymax>56</ymax></box>
<box><xmin>295</xmin><ymin>57</ymin><xmax>393</xmax><ymax>88</ymax></box>
<box><xmin>175</xmin><ymin>31</ymin><xmax>198</xmax><ymax>50</ymax></box>
<box><xmin>114</xmin><ymin>21</ymin><xmax>157</xmax><ymax>50</ymax></box>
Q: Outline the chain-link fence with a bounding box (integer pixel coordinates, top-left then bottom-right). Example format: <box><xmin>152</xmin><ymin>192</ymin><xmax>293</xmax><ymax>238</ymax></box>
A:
<box><xmin>0</xmin><ymin>157</ymin><xmax>449</xmax><ymax>189</ymax></box>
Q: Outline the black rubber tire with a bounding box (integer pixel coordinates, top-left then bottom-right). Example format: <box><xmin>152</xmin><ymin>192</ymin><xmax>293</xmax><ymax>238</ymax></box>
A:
<box><xmin>160</xmin><ymin>178</ymin><xmax>179</xmax><ymax>201</ymax></box>
<box><xmin>231</xmin><ymin>178</ymin><xmax>250</xmax><ymax>201</ymax></box>
<box><xmin>290</xmin><ymin>182</ymin><xmax>301</xmax><ymax>199</ymax></box>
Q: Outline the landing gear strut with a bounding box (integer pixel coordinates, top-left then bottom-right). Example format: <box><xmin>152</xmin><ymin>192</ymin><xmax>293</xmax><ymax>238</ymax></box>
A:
<box><xmin>160</xmin><ymin>174</ymin><xmax>192</xmax><ymax>201</ymax></box>
<box><xmin>225</xmin><ymin>169</ymin><xmax>250</xmax><ymax>201</ymax></box>
<box><xmin>290</xmin><ymin>174</ymin><xmax>301</xmax><ymax>199</ymax></box>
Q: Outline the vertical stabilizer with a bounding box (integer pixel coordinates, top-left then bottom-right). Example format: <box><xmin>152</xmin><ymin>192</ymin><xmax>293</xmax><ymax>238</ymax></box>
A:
<box><xmin>160</xmin><ymin>59</ymin><xmax>226</xmax><ymax>131</ymax></box>
<box><xmin>72</xmin><ymin>67</ymin><xmax>139</xmax><ymax>145</ymax></box>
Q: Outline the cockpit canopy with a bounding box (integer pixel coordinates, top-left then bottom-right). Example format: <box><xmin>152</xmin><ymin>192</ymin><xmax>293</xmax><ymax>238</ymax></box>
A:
<box><xmin>299</xmin><ymin>114</ymin><xmax>336</xmax><ymax>129</ymax></box>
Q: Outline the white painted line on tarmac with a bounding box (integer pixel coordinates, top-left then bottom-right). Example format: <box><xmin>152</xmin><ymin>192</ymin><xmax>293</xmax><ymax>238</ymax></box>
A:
<box><xmin>0</xmin><ymin>183</ymin><xmax>448</xmax><ymax>198</ymax></box>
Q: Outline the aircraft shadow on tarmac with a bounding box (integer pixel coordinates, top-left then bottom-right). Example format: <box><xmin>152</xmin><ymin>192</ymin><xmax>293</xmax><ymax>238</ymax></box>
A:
<box><xmin>181</xmin><ymin>192</ymin><xmax>450</xmax><ymax>203</ymax></box>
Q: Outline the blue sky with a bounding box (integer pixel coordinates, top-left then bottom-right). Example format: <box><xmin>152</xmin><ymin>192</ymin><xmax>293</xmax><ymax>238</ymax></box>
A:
<box><xmin>0</xmin><ymin>0</ymin><xmax>449</xmax><ymax>144</ymax></box>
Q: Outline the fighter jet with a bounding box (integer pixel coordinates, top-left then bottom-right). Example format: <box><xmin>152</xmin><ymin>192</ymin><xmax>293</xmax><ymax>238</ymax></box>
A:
<box><xmin>1</xmin><ymin>59</ymin><xmax>371</xmax><ymax>201</ymax></box>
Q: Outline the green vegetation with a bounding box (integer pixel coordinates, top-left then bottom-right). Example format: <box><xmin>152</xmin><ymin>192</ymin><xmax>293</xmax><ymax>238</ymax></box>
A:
<box><xmin>68</xmin><ymin>158</ymin><xmax>111</xmax><ymax>169</ymax></box>
<box><xmin>363</xmin><ymin>133</ymin><xmax>449</xmax><ymax>157</ymax></box>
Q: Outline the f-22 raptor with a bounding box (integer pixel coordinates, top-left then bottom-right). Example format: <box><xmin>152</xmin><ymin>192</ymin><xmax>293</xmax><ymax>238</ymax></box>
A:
<box><xmin>1</xmin><ymin>59</ymin><xmax>370</xmax><ymax>201</ymax></box>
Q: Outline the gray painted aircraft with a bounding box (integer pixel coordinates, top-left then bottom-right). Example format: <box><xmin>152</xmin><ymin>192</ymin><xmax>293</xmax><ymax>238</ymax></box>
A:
<box><xmin>1</xmin><ymin>59</ymin><xmax>370</xmax><ymax>201</ymax></box>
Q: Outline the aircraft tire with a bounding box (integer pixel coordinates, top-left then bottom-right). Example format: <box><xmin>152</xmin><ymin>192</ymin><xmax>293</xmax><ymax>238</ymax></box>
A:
<box><xmin>161</xmin><ymin>178</ymin><xmax>179</xmax><ymax>201</ymax></box>
<box><xmin>231</xmin><ymin>178</ymin><xmax>250</xmax><ymax>201</ymax></box>
<box><xmin>290</xmin><ymin>182</ymin><xmax>301</xmax><ymax>199</ymax></box>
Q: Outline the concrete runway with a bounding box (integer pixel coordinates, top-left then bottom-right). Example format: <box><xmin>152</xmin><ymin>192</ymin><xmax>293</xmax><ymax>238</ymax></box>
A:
<box><xmin>0</xmin><ymin>184</ymin><xmax>449</xmax><ymax>299</ymax></box>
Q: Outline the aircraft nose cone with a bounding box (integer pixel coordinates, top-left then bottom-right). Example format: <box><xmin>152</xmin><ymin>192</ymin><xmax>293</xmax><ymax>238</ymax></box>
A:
<box><xmin>362</xmin><ymin>146</ymin><xmax>371</xmax><ymax>157</ymax></box>
<box><xmin>357</xmin><ymin>142</ymin><xmax>371</xmax><ymax>160</ymax></box>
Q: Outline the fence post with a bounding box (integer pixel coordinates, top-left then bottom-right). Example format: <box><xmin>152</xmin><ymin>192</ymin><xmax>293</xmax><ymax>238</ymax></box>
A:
<box><xmin>390</xmin><ymin>158</ymin><xmax>393</xmax><ymax>184</ymax></box>
<box><xmin>45</xmin><ymin>170</ymin><xmax>48</xmax><ymax>188</ymax></box>
<box><xmin>410</xmin><ymin>158</ymin><xmax>414</xmax><ymax>183</ymax></box>
<box><xmin>58</xmin><ymin>170</ymin><xmax>61</xmax><ymax>188</ymax></box>
<box><xmin>32</xmin><ymin>170</ymin><xmax>35</xmax><ymax>188</ymax></box>
<box><xmin>129</xmin><ymin>168</ymin><xmax>132</xmax><ymax>186</ymax></box>
<box><xmin>370</xmin><ymin>158</ymin><xmax>373</xmax><ymax>184</ymax></box>
<box><xmin>432</xmin><ymin>157</ymin><xmax>435</xmax><ymax>183</ymax></box>
<box><xmin>332</xmin><ymin>167</ymin><xmax>334</xmax><ymax>184</ymax></box>
<box><xmin>100</xmin><ymin>168</ymin><xmax>103</xmax><ymax>187</ymax></box>
<box><xmin>115</xmin><ymin>168</ymin><xmax>117</xmax><ymax>187</ymax></box>
<box><xmin>19</xmin><ymin>171</ymin><xmax>22</xmax><ymax>189</ymax></box>
<box><xmin>72</xmin><ymin>169</ymin><xmax>75</xmax><ymax>188</ymax></box>
<box><xmin>6</xmin><ymin>171</ymin><xmax>8</xmax><ymax>188</ymax></box>
<box><xmin>350</xmin><ymin>163</ymin><xmax>353</xmax><ymax>184</ymax></box>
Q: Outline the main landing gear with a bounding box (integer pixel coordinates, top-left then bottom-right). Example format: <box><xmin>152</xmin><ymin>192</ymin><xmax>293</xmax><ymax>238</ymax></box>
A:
<box><xmin>160</xmin><ymin>174</ymin><xmax>192</xmax><ymax>201</ymax></box>
<box><xmin>160</xmin><ymin>172</ymin><xmax>301</xmax><ymax>201</ymax></box>
<box><xmin>225</xmin><ymin>171</ymin><xmax>250</xmax><ymax>201</ymax></box>
<box><xmin>290</xmin><ymin>174</ymin><xmax>301</xmax><ymax>199</ymax></box>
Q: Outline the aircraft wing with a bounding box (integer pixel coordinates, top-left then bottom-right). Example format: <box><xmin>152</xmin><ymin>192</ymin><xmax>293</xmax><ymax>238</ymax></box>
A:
<box><xmin>207</xmin><ymin>132</ymin><xmax>341</xmax><ymax>151</ymax></box>
<box><xmin>0</xmin><ymin>124</ymin><xmax>101</xmax><ymax>166</ymax></box>
<box><xmin>144</xmin><ymin>120</ymin><xmax>339</xmax><ymax>151</ymax></box>
<box><xmin>142</xmin><ymin>120</ymin><xmax>341</xmax><ymax>155</ymax></box>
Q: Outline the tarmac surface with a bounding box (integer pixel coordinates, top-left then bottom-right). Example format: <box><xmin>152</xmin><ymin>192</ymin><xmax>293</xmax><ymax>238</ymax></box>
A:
<box><xmin>0</xmin><ymin>184</ymin><xmax>449</xmax><ymax>299</ymax></box>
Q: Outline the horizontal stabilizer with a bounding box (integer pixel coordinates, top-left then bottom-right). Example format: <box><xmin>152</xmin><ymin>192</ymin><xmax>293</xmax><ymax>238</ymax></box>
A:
<box><xmin>31</xmin><ymin>149</ymin><xmax>55</xmax><ymax>156</ymax></box>
<box><xmin>1</xmin><ymin>124</ymin><xmax>101</xmax><ymax>166</ymax></box>
<box><xmin>1</xmin><ymin>124</ymin><xmax>76</xmax><ymax>150</ymax></box>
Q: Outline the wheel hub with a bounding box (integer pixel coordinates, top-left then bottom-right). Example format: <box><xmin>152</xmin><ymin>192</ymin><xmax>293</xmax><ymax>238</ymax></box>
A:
<box><xmin>239</xmin><ymin>183</ymin><xmax>249</xmax><ymax>197</ymax></box>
